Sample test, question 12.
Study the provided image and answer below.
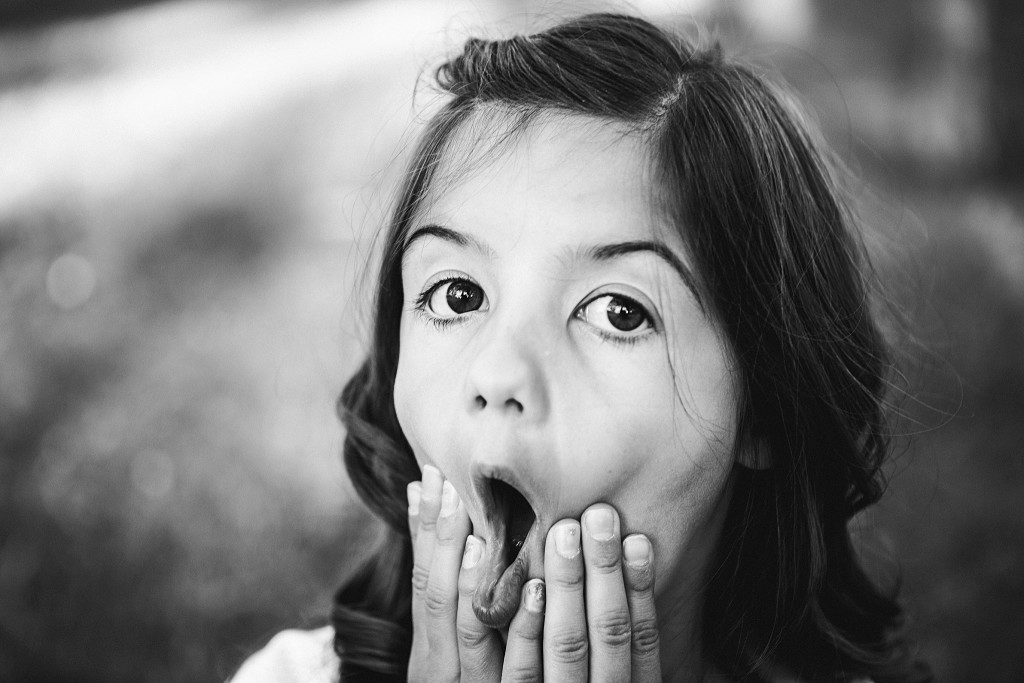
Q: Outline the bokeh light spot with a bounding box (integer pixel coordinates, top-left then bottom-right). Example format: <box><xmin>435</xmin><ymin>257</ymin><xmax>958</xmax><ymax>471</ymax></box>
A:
<box><xmin>45</xmin><ymin>252</ymin><xmax>97</xmax><ymax>309</ymax></box>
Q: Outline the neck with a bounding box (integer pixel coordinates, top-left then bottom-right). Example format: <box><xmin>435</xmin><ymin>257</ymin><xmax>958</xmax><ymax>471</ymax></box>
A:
<box><xmin>655</xmin><ymin>475</ymin><xmax>735</xmax><ymax>683</ymax></box>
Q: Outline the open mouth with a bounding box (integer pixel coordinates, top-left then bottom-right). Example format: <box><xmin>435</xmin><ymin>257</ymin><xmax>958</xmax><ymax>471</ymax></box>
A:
<box><xmin>472</xmin><ymin>474</ymin><xmax>539</xmax><ymax>628</ymax></box>
<box><xmin>489</xmin><ymin>478</ymin><xmax>537</xmax><ymax>567</ymax></box>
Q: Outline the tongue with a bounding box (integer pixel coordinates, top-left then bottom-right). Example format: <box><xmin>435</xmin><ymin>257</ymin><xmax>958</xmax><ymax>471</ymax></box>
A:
<box><xmin>472</xmin><ymin>537</ymin><xmax>528</xmax><ymax>628</ymax></box>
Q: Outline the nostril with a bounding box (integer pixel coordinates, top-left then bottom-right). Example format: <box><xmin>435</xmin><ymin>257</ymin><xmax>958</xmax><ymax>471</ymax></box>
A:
<box><xmin>506</xmin><ymin>398</ymin><xmax>524</xmax><ymax>413</ymax></box>
<box><xmin>475</xmin><ymin>396</ymin><xmax>487</xmax><ymax>409</ymax></box>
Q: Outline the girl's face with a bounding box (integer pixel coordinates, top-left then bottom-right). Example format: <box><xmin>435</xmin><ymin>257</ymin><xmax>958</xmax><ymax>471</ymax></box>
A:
<box><xmin>394</xmin><ymin>113</ymin><xmax>739</xmax><ymax>613</ymax></box>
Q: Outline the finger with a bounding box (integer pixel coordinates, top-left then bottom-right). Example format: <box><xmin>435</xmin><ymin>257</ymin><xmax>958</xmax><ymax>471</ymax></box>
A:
<box><xmin>407</xmin><ymin>481</ymin><xmax>422</xmax><ymax>542</ymax></box>
<box><xmin>623</xmin><ymin>534</ymin><xmax>661</xmax><ymax>681</ymax></box>
<box><xmin>410</xmin><ymin>465</ymin><xmax>445</xmax><ymax>650</ymax></box>
<box><xmin>424</xmin><ymin>481</ymin><xmax>471</xmax><ymax>658</ymax></box>
<box><xmin>543</xmin><ymin>519</ymin><xmax>588</xmax><ymax>683</ymax></box>
<box><xmin>501</xmin><ymin>578</ymin><xmax>545</xmax><ymax>682</ymax></box>
<box><xmin>581</xmin><ymin>504</ymin><xmax>631</xmax><ymax>683</ymax></box>
<box><xmin>406</xmin><ymin>480</ymin><xmax>425</xmax><ymax>667</ymax></box>
<box><xmin>457</xmin><ymin>535</ymin><xmax>503</xmax><ymax>682</ymax></box>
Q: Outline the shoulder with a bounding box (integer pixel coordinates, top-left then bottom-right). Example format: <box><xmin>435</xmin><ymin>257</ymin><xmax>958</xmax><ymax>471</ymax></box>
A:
<box><xmin>229</xmin><ymin>626</ymin><xmax>340</xmax><ymax>683</ymax></box>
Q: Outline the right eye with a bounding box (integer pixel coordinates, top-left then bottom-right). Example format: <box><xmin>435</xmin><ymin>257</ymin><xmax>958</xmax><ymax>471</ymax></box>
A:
<box><xmin>422</xmin><ymin>279</ymin><xmax>486</xmax><ymax>319</ymax></box>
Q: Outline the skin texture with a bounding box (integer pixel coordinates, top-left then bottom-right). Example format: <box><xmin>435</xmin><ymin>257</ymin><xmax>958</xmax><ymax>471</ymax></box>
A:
<box><xmin>394</xmin><ymin>113</ymin><xmax>741</xmax><ymax>680</ymax></box>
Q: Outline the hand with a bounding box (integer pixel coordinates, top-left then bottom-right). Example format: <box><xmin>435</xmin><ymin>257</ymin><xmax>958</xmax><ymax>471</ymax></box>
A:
<box><xmin>406</xmin><ymin>465</ymin><xmax>662</xmax><ymax>681</ymax></box>
<box><xmin>406</xmin><ymin>464</ymin><xmax>481</xmax><ymax>682</ymax></box>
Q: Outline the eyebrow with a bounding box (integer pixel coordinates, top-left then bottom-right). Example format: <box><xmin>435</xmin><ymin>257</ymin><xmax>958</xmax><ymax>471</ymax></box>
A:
<box><xmin>403</xmin><ymin>225</ymin><xmax>703</xmax><ymax>307</ymax></box>
<box><xmin>587</xmin><ymin>240</ymin><xmax>704</xmax><ymax>307</ymax></box>
<box><xmin>403</xmin><ymin>225</ymin><xmax>493</xmax><ymax>258</ymax></box>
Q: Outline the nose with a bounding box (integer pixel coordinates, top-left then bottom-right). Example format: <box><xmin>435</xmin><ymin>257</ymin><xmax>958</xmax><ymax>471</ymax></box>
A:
<box><xmin>465</xmin><ymin>322</ymin><xmax>550</xmax><ymax>421</ymax></box>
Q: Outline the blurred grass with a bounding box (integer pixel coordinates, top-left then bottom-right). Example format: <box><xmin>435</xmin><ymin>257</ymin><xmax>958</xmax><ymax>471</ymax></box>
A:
<box><xmin>0</xmin><ymin>1</ymin><xmax>435</xmax><ymax>678</ymax></box>
<box><xmin>1</xmin><ymin>1</ymin><xmax>1022</xmax><ymax>681</ymax></box>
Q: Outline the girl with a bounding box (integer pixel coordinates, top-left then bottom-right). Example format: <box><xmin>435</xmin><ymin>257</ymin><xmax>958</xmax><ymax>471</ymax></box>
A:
<box><xmin>234</xmin><ymin>12</ymin><xmax>927</xmax><ymax>683</ymax></box>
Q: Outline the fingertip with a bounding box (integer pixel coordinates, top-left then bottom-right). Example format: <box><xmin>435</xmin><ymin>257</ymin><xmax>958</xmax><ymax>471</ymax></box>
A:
<box><xmin>407</xmin><ymin>481</ymin><xmax>422</xmax><ymax>516</ymax></box>
<box><xmin>456</xmin><ymin>495</ymin><xmax>471</xmax><ymax>524</ymax></box>
<box><xmin>462</xmin><ymin>535</ymin><xmax>483</xmax><ymax>570</ymax></box>
<box><xmin>622</xmin><ymin>534</ymin><xmax>651</xmax><ymax>568</ymax></box>
<box><xmin>458</xmin><ymin>535</ymin><xmax>483</xmax><ymax>597</ymax></box>
<box><xmin>582</xmin><ymin>503</ymin><xmax>619</xmax><ymax>543</ymax></box>
<box><xmin>522</xmin><ymin>578</ymin><xmax>545</xmax><ymax>614</ymax></box>
<box><xmin>417</xmin><ymin>470</ymin><xmax>443</xmax><ymax>527</ymax></box>
<box><xmin>440</xmin><ymin>480</ymin><xmax>458</xmax><ymax>517</ymax></box>
<box><xmin>421</xmin><ymin>463</ymin><xmax>443</xmax><ymax>495</ymax></box>
<box><xmin>549</xmin><ymin>519</ymin><xmax>582</xmax><ymax>559</ymax></box>
<box><xmin>623</xmin><ymin>534</ymin><xmax>655</xmax><ymax>593</ymax></box>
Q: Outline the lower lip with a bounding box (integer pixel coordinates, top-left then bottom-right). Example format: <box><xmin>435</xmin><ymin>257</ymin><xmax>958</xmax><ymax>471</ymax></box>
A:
<box><xmin>472</xmin><ymin>552</ymin><xmax>528</xmax><ymax>628</ymax></box>
<box><xmin>471</xmin><ymin>522</ymin><xmax>540</xmax><ymax>628</ymax></box>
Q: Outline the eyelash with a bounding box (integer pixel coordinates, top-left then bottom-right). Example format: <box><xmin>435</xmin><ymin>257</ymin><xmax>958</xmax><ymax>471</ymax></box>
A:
<box><xmin>593</xmin><ymin>328</ymin><xmax>645</xmax><ymax>347</ymax></box>
<box><xmin>574</xmin><ymin>292</ymin><xmax>658</xmax><ymax>347</ymax></box>
<box><xmin>411</xmin><ymin>277</ymin><xmax>658</xmax><ymax>345</ymax></box>
<box><xmin>412</xmin><ymin>274</ymin><xmax>477</xmax><ymax>330</ymax></box>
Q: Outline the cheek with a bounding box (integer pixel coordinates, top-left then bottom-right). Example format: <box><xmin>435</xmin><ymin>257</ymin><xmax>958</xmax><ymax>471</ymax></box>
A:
<box><xmin>603</xmin><ymin>418</ymin><xmax>734</xmax><ymax>586</ymax></box>
<box><xmin>394</xmin><ymin>326</ymin><xmax>434</xmax><ymax>462</ymax></box>
<box><xmin>393</xmin><ymin>325</ymin><xmax>413</xmax><ymax>441</ymax></box>
<box><xmin>550</xmin><ymin>361</ymin><xmax>695</xmax><ymax>502</ymax></box>
<box><xmin>570</xmin><ymin>344</ymin><xmax>736</xmax><ymax>564</ymax></box>
<box><xmin>394</xmin><ymin>323</ymin><xmax>465</xmax><ymax>469</ymax></box>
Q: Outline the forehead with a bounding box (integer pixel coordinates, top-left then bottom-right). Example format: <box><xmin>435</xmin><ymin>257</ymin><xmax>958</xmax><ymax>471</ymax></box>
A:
<box><xmin>417</xmin><ymin>110</ymin><xmax>671</xmax><ymax>247</ymax></box>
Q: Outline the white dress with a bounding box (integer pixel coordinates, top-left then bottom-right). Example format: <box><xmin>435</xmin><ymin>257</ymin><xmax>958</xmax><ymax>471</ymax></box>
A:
<box><xmin>229</xmin><ymin>626</ymin><xmax>340</xmax><ymax>683</ymax></box>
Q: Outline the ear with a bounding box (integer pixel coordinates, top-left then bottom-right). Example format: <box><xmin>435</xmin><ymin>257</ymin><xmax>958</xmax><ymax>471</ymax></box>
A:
<box><xmin>735</xmin><ymin>438</ymin><xmax>772</xmax><ymax>470</ymax></box>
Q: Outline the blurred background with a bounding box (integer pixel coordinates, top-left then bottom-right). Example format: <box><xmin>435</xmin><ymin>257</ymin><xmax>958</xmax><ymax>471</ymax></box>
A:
<box><xmin>0</xmin><ymin>0</ymin><xmax>1021</xmax><ymax>680</ymax></box>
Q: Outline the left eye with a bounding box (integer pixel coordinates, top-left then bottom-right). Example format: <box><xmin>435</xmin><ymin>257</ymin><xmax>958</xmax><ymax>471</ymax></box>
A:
<box><xmin>425</xmin><ymin>279</ymin><xmax>485</xmax><ymax>317</ymax></box>
<box><xmin>576</xmin><ymin>294</ymin><xmax>653</xmax><ymax>335</ymax></box>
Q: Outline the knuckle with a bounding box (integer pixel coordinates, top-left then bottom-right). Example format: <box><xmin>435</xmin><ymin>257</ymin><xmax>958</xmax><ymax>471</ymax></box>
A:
<box><xmin>587</xmin><ymin>547</ymin><xmax>622</xmax><ymax>573</ymax></box>
<box><xmin>411</xmin><ymin>564</ymin><xmax>431</xmax><ymax>595</ymax></box>
<box><xmin>436</xmin><ymin>523</ymin><xmax>463</xmax><ymax>547</ymax></box>
<box><xmin>503</xmin><ymin>670</ymin><xmax>543</xmax><ymax>683</ymax></box>
<box><xmin>592</xmin><ymin>610</ymin><xmax>632</xmax><ymax>648</ymax></box>
<box><xmin>456</xmin><ymin>620</ymin><xmax>489</xmax><ymax>651</ymax></box>
<box><xmin>625</xmin><ymin>563</ymin><xmax>655</xmax><ymax>592</ymax></box>
<box><xmin>434</xmin><ymin>516</ymin><xmax>456</xmax><ymax>543</ymax></box>
<box><xmin>547</xmin><ymin>630</ymin><xmax>589</xmax><ymax>664</ymax></box>
<box><xmin>423</xmin><ymin>584</ymin><xmax>455</xmax><ymax>620</ymax></box>
<box><xmin>630</xmin><ymin>617</ymin><xmax>661</xmax><ymax>655</ymax></box>
<box><xmin>510</xmin><ymin>620</ymin><xmax>543</xmax><ymax>645</ymax></box>
<box><xmin>551</xmin><ymin>568</ymin><xmax>584</xmax><ymax>591</ymax></box>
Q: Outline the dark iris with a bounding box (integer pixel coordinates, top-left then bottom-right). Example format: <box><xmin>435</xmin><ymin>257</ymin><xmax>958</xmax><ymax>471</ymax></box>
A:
<box><xmin>606</xmin><ymin>297</ymin><xmax>645</xmax><ymax>331</ymax></box>
<box><xmin>446</xmin><ymin>281</ymin><xmax>483</xmax><ymax>314</ymax></box>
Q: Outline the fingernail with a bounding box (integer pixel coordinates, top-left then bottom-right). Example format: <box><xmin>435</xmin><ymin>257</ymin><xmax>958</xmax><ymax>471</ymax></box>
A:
<box><xmin>523</xmin><ymin>579</ymin><xmax>545</xmax><ymax>613</ymax></box>
<box><xmin>462</xmin><ymin>536</ymin><xmax>482</xmax><ymax>569</ymax></box>
<box><xmin>422</xmin><ymin>464</ymin><xmax>442</xmax><ymax>497</ymax></box>
<box><xmin>440</xmin><ymin>480</ymin><xmax>458</xmax><ymax>517</ymax></box>
<box><xmin>555</xmin><ymin>522</ymin><xmax>580</xmax><ymax>558</ymax></box>
<box><xmin>407</xmin><ymin>482</ymin><xmax>421</xmax><ymax>515</ymax></box>
<box><xmin>584</xmin><ymin>507</ymin><xmax>615</xmax><ymax>541</ymax></box>
<box><xmin>623</xmin><ymin>535</ymin><xmax>651</xmax><ymax>567</ymax></box>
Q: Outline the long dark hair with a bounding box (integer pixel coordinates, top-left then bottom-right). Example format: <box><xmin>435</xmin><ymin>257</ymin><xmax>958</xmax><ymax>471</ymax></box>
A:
<box><xmin>332</xmin><ymin>13</ymin><xmax>925</xmax><ymax>682</ymax></box>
